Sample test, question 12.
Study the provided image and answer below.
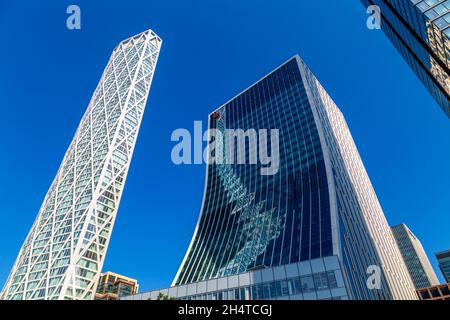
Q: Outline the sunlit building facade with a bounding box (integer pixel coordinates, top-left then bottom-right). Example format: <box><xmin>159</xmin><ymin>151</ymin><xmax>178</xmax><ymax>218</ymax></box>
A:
<box><xmin>391</xmin><ymin>224</ymin><xmax>439</xmax><ymax>289</ymax></box>
<box><xmin>361</xmin><ymin>0</ymin><xmax>450</xmax><ymax>117</ymax></box>
<box><xmin>171</xmin><ymin>56</ymin><xmax>417</xmax><ymax>300</ymax></box>
<box><xmin>417</xmin><ymin>283</ymin><xmax>450</xmax><ymax>300</ymax></box>
<box><xmin>95</xmin><ymin>271</ymin><xmax>139</xmax><ymax>300</ymax></box>
<box><xmin>0</xmin><ymin>30</ymin><xmax>161</xmax><ymax>300</ymax></box>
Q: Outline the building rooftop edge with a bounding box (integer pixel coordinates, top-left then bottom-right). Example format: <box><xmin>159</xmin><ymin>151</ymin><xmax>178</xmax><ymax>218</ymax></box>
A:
<box><xmin>101</xmin><ymin>271</ymin><xmax>139</xmax><ymax>283</ymax></box>
<box><xmin>208</xmin><ymin>54</ymin><xmax>302</xmax><ymax>116</ymax></box>
<box><xmin>436</xmin><ymin>249</ymin><xmax>450</xmax><ymax>257</ymax></box>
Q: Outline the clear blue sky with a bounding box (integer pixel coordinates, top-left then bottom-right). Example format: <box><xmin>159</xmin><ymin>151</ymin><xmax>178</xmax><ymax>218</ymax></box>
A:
<box><xmin>0</xmin><ymin>1</ymin><xmax>448</xmax><ymax>291</ymax></box>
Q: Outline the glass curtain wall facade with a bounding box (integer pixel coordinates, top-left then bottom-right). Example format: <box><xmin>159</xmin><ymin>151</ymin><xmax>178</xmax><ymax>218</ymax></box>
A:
<box><xmin>436</xmin><ymin>249</ymin><xmax>450</xmax><ymax>282</ymax></box>
<box><xmin>1</xmin><ymin>30</ymin><xmax>161</xmax><ymax>300</ymax></box>
<box><xmin>173</xmin><ymin>56</ymin><xmax>417</xmax><ymax>300</ymax></box>
<box><xmin>361</xmin><ymin>0</ymin><xmax>450</xmax><ymax>117</ymax></box>
<box><xmin>391</xmin><ymin>224</ymin><xmax>440</xmax><ymax>289</ymax></box>
<box><xmin>124</xmin><ymin>256</ymin><xmax>349</xmax><ymax>301</ymax></box>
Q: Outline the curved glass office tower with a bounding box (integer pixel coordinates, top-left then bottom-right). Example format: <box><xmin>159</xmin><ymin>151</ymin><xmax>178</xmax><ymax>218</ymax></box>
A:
<box><xmin>173</xmin><ymin>56</ymin><xmax>417</xmax><ymax>300</ymax></box>
<box><xmin>1</xmin><ymin>30</ymin><xmax>161</xmax><ymax>300</ymax></box>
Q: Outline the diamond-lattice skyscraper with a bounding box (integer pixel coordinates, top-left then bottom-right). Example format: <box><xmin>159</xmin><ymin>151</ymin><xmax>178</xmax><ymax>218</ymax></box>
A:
<box><xmin>1</xmin><ymin>30</ymin><xmax>161</xmax><ymax>300</ymax></box>
<box><xmin>361</xmin><ymin>0</ymin><xmax>450</xmax><ymax>117</ymax></box>
<box><xmin>172</xmin><ymin>56</ymin><xmax>417</xmax><ymax>300</ymax></box>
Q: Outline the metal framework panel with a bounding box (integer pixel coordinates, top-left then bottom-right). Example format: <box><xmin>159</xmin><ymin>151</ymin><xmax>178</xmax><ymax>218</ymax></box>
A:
<box><xmin>1</xmin><ymin>29</ymin><xmax>162</xmax><ymax>300</ymax></box>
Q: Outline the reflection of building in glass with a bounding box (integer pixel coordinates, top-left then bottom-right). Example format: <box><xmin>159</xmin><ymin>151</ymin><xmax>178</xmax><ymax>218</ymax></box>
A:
<box><xmin>417</xmin><ymin>283</ymin><xmax>450</xmax><ymax>300</ymax></box>
<box><xmin>391</xmin><ymin>224</ymin><xmax>439</xmax><ymax>289</ymax></box>
<box><xmin>436</xmin><ymin>249</ymin><xmax>450</xmax><ymax>282</ymax></box>
<box><xmin>361</xmin><ymin>0</ymin><xmax>450</xmax><ymax>118</ymax></box>
<box><xmin>0</xmin><ymin>30</ymin><xmax>161</xmax><ymax>300</ymax></box>
<box><xmin>95</xmin><ymin>272</ymin><xmax>139</xmax><ymax>300</ymax></box>
<box><xmin>428</xmin><ymin>22</ymin><xmax>450</xmax><ymax>95</ymax></box>
<box><xmin>165</xmin><ymin>56</ymin><xmax>417</xmax><ymax>300</ymax></box>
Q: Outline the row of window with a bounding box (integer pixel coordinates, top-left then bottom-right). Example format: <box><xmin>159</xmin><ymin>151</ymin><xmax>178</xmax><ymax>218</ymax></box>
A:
<box><xmin>177</xmin><ymin>271</ymin><xmax>340</xmax><ymax>301</ymax></box>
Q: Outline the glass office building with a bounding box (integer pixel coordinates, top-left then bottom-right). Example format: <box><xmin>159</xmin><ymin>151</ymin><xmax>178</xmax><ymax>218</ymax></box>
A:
<box><xmin>0</xmin><ymin>30</ymin><xmax>161</xmax><ymax>300</ymax></box>
<box><xmin>124</xmin><ymin>256</ymin><xmax>350</xmax><ymax>300</ymax></box>
<box><xmin>361</xmin><ymin>0</ymin><xmax>450</xmax><ymax>117</ymax></box>
<box><xmin>436</xmin><ymin>249</ymin><xmax>450</xmax><ymax>282</ymax></box>
<box><xmin>391</xmin><ymin>224</ymin><xmax>439</xmax><ymax>289</ymax></box>
<box><xmin>171</xmin><ymin>56</ymin><xmax>417</xmax><ymax>300</ymax></box>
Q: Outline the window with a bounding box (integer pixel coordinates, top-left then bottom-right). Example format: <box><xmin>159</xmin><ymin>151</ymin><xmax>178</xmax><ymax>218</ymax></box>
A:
<box><xmin>301</xmin><ymin>275</ymin><xmax>315</xmax><ymax>293</ymax></box>
<box><xmin>313</xmin><ymin>273</ymin><xmax>329</xmax><ymax>291</ymax></box>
